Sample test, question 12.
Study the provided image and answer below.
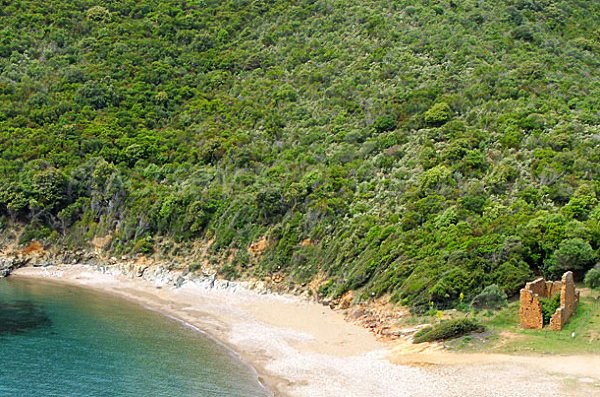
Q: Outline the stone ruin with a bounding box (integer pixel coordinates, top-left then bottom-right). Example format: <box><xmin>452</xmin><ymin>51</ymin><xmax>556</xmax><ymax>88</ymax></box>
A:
<box><xmin>519</xmin><ymin>271</ymin><xmax>580</xmax><ymax>331</ymax></box>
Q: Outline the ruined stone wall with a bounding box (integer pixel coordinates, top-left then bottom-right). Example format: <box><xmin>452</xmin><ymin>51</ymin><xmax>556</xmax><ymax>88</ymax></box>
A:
<box><xmin>545</xmin><ymin>281</ymin><xmax>562</xmax><ymax>298</ymax></box>
<box><xmin>520</xmin><ymin>271</ymin><xmax>579</xmax><ymax>331</ymax></box>
<box><xmin>528</xmin><ymin>278</ymin><xmax>547</xmax><ymax>296</ymax></box>
<box><xmin>548</xmin><ymin>272</ymin><xmax>580</xmax><ymax>331</ymax></box>
<box><xmin>519</xmin><ymin>278</ymin><xmax>546</xmax><ymax>329</ymax></box>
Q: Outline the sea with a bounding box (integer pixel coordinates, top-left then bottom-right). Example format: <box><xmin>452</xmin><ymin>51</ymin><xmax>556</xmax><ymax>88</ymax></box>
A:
<box><xmin>0</xmin><ymin>277</ymin><xmax>269</xmax><ymax>397</ymax></box>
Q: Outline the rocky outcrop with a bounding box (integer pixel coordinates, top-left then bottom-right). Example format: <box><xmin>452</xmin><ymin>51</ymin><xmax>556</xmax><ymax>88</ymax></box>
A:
<box><xmin>0</xmin><ymin>256</ymin><xmax>30</xmax><ymax>278</ymax></box>
<box><xmin>0</xmin><ymin>258</ymin><xmax>14</xmax><ymax>278</ymax></box>
<box><xmin>519</xmin><ymin>271</ymin><xmax>580</xmax><ymax>330</ymax></box>
<box><xmin>95</xmin><ymin>261</ymin><xmax>247</xmax><ymax>293</ymax></box>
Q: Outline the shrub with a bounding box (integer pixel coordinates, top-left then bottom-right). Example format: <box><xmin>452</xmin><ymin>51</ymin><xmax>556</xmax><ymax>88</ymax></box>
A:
<box><xmin>470</xmin><ymin>284</ymin><xmax>508</xmax><ymax>310</ymax></box>
<box><xmin>512</xmin><ymin>25</ymin><xmax>535</xmax><ymax>42</ymax></box>
<box><xmin>546</xmin><ymin>238</ymin><xmax>596</xmax><ymax>279</ymax></box>
<box><xmin>18</xmin><ymin>225</ymin><xmax>52</xmax><ymax>245</ymax></box>
<box><xmin>318</xmin><ymin>279</ymin><xmax>335</xmax><ymax>296</ymax></box>
<box><xmin>188</xmin><ymin>262</ymin><xmax>202</xmax><ymax>273</ymax></box>
<box><xmin>413</xmin><ymin>319</ymin><xmax>485</xmax><ymax>344</ymax></box>
<box><xmin>584</xmin><ymin>267</ymin><xmax>600</xmax><ymax>290</ymax></box>
<box><xmin>372</xmin><ymin>115</ymin><xmax>396</xmax><ymax>133</ymax></box>
<box><xmin>540</xmin><ymin>293</ymin><xmax>561</xmax><ymax>325</ymax></box>
<box><xmin>256</xmin><ymin>188</ymin><xmax>288</xmax><ymax>223</ymax></box>
<box><xmin>132</xmin><ymin>236</ymin><xmax>154</xmax><ymax>255</ymax></box>
<box><xmin>75</xmin><ymin>80</ymin><xmax>119</xmax><ymax>110</ymax></box>
<box><xmin>424</xmin><ymin>102</ymin><xmax>452</xmax><ymax>125</ymax></box>
<box><xmin>562</xmin><ymin>184</ymin><xmax>598</xmax><ymax>220</ymax></box>
<box><xmin>493</xmin><ymin>260</ymin><xmax>532</xmax><ymax>296</ymax></box>
<box><xmin>86</xmin><ymin>6</ymin><xmax>111</xmax><ymax>22</ymax></box>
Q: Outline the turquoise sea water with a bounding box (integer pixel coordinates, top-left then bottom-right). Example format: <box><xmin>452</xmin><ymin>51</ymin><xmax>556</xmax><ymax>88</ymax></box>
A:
<box><xmin>0</xmin><ymin>277</ymin><xmax>269</xmax><ymax>397</ymax></box>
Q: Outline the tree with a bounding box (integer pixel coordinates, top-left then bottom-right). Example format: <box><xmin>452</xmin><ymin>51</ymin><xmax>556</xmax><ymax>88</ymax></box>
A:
<box><xmin>584</xmin><ymin>267</ymin><xmax>600</xmax><ymax>290</ymax></box>
<box><xmin>86</xmin><ymin>6</ymin><xmax>111</xmax><ymax>22</ymax></box>
<box><xmin>424</xmin><ymin>102</ymin><xmax>452</xmax><ymax>126</ymax></box>
<box><xmin>562</xmin><ymin>184</ymin><xmax>598</xmax><ymax>220</ymax></box>
<box><xmin>372</xmin><ymin>115</ymin><xmax>396</xmax><ymax>133</ymax></box>
<box><xmin>545</xmin><ymin>238</ymin><xmax>596</xmax><ymax>279</ymax></box>
<box><xmin>32</xmin><ymin>169</ymin><xmax>69</xmax><ymax>213</ymax></box>
<box><xmin>75</xmin><ymin>80</ymin><xmax>119</xmax><ymax>110</ymax></box>
<box><xmin>471</xmin><ymin>285</ymin><xmax>508</xmax><ymax>310</ymax></box>
<box><xmin>90</xmin><ymin>160</ymin><xmax>125</xmax><ymax>222</ymax></box>
<box><xmin>256</xmin><ymin>188</ymin><xmax>288</xmax><ymax>224</ymax></box>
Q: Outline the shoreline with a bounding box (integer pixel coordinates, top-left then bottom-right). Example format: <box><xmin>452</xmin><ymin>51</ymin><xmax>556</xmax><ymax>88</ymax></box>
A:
<box><xmin>10</xmin><ymin>265</ymin><xmax>387</xmax><ymax>397</ymax></box>
<box><xmin>9</xmin><ymin>265</ymin><xmax>600</xmax><ymax>397</ymax></box>
<box><xmin>10</xmin><ymin>267</ymin><xmax>284</xmax><ymax>396</ymax></box>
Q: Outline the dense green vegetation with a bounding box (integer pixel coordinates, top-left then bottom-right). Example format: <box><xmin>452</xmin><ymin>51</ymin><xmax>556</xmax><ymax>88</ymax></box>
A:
<box><xmin>540</xmin><ymin>292</ymin><xmax>561</xmax><ymax>325</ymax></box>
<box><xmin>585</xmin><ymin>266</ymin><xmax>600</xmax><ymax>290</ymax></box>
<box><xmin>470</xmin><ymin>284</ymin><xmax>508</xmax><ymax>310</ymax></box>
<box><xmin>1</xmin><ymin>0</ymin><xmax>599</xmax><ymax>310</ymax></box>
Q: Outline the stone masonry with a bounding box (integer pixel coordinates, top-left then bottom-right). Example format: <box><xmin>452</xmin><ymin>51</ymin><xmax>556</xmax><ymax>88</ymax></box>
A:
<box><xmin>519</xmin><ymin>271</ymin><xmax>580</xmax><ymax>330</ymax></box>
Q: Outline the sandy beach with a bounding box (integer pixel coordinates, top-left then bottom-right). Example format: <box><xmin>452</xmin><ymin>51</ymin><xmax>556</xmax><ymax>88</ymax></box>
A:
<box><xmin>10</xmin><ymin>265</ymin><xmax>600</xmax><ymax>397</ymax></box>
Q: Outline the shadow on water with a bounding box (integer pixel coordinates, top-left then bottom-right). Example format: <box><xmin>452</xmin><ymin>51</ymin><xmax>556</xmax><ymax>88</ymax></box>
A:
<box><xmin>0</xmin><ymin>301</ymin><xmax>52</xmax><ymax>335</ymax></box>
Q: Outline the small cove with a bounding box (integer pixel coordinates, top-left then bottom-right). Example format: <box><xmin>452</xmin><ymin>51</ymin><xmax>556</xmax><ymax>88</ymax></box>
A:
<box><xmin>0</xmin><ymin>277</ymin><xmax>269</xmax><ymax>397</ymax></box>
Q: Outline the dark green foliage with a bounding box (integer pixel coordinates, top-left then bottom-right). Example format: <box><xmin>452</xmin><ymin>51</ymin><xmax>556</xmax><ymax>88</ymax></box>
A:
<box><xmin>19</xmin><ymin>225</ymin><xmax>52</xmax><ymax>245</ymax></box>
<box><xmin>540</xmin><ymin>293</ymin><xmax>561</xmax><ymax>326</ymax></box>
<box><xmin>413</xmin><ymin>319</ymin><xmax>485</xmax><ymax>344</ymax></box>
<box><xmin>584</xmin><ymin>267</ymin><xmax>600</xmax><ymax>290</ymax></box>
<box><xmin>512</xmin><ymin>25</ymin><xmax>536</xmax><ymax>42</ymax></box>
<box><xmin>256</xmin><ymin>188</ymin><xmax>288</xmax><ymax>224</ymax></box>
<box><xmin>373</xmin><ymin>115</ymin><xmax>396</xmax><ymax>133</ymax></box>
<box><xmin>0</xmin><ymin>0</ymin><xmax>599</xmax><ymax>309</ymax></box>
<box><xmin>471</xmin><ymin>285</ymin><xmax>508</xmax><ymax>311</ymax></box>
<box><xmin>545</xmin><ymin>238</ymin><xmax>596</xmax><ymax>279</ymax></box>
<box><xmin>493</xmin><ymin>260</ymin><xmax>533</xmax><ymax>296</ymax></box>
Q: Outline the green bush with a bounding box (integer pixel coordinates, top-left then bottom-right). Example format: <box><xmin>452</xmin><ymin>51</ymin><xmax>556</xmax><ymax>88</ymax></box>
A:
<box><xmin>424</xmin><ymin>102</ymin><xmax>452</xmax><ymax>125</ymax></box>
<box><xmin>540</xmin><ymin>293</ymin><xmax>561</xmax><ymax>325</ymax></box>
<box><xmin>86</xmin><ymin>6</ymin><xmax>111</xmax><ymax>22</ymax></box>
<box><xmin>471</xmin><ymin>284</ymin><xmax>508</xmax><ymax>310</ymax></box>
<box><xmin>584</xmin><ymin>267</ymin><xmax>600</xmax><ymax>290</ymax></box>
<box><xmin>18</xmin><ymin>225</ymin><xmax>52</xmax><ymax>245</ymax></box>
<box><xmin>493</xmin><ymin>260</ymin><xmax>532</xmax><ymax>296</ymax></box>
<box><xmin>512</xmin><ymin>25</ymin><xmax>535</xmax><ymax>42</ymax></box>
<box><xmin>372</xmin><ymin>115</ymin><xmax>396</xmax><ymax>133</ymax></box>
<box><xmin>545</xmin><ymin>238</ymin><xmax>596</xmax><ymax>279</ymax></box>
<box><xmin>132</xmin><ymin>236</ymin><xmax>154</xmax><ymax>255</ymax></box>
<box><xmin>413</xmin><ymin>318</ymin><xmax>485</xmax><ymax>344</ymax></box>
<box><xmin>188</xmin><ymin>262</ymin><xmax>202</xmax><ymax>273</ymax></box>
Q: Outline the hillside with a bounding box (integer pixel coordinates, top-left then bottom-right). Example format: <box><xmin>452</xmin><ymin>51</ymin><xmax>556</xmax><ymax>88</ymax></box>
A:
<box><xmin>0</xmin><ymin>0</ymin><xmax>599</xmax><ymax>310</ymax></box>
